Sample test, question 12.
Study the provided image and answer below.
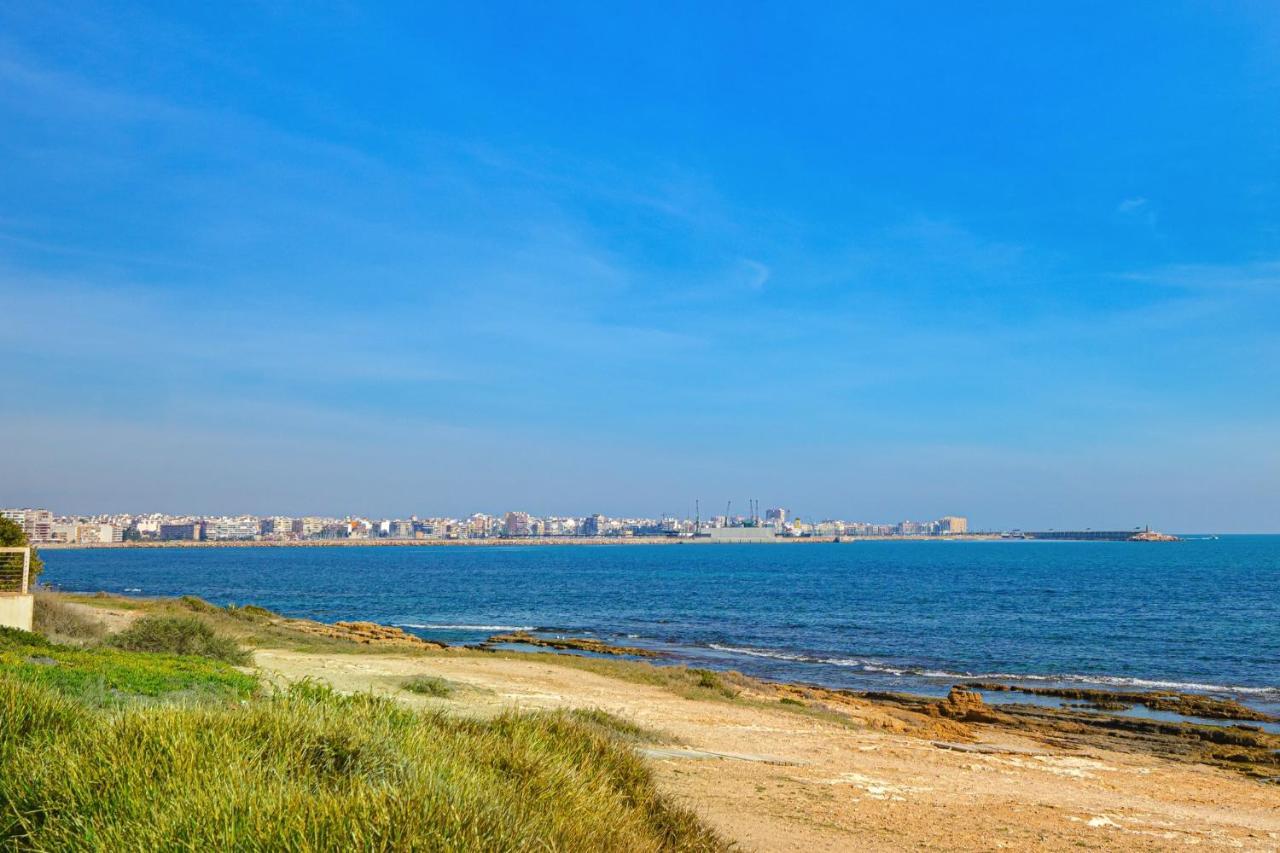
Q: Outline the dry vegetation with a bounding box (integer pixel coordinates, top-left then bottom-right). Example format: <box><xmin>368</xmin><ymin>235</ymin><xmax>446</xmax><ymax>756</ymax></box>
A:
<box><xmin>0</xmin><ymin>594</ymin><xmax>727</xmax><ymax>851</ymax></box>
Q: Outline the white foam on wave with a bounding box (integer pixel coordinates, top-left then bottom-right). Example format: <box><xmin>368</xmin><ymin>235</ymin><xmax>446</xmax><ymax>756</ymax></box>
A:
<box><xmin>709</xmin><ymin>643</ymin><xmax>900</xmax><ymax>672</ymax></box>
<box><xmin>395</xmin><ymin>623</ymin><xmax>535</xmax><ymax>632</ymax></box>
<box><xmin>704</xmin><ymin>643</ymin><xmax>1280</xmax><ymax>696</ymax></box>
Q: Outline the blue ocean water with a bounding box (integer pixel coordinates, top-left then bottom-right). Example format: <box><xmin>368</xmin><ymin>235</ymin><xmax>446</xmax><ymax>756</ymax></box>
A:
<box><xmin>39</xmin><ymin>537</ymin><xmax>1280</xmax><ymax>716</ymax></box>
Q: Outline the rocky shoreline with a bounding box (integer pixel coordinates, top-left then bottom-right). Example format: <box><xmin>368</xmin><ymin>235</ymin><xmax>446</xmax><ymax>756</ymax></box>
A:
<box><xmin>481</xmin><ymin>630</ymin><xmax>667</xmax><ymax>657</ymax></box>
<box><xmin>465</xmin><ymin>627</ymin><xmax>1279</xmax><ymax>781</ymax></box>
<box><xmin>962</xmin><ymin>681</ymin><xmax>1277</xmax><ymax>723</ymax></box>
<box><xmin>861</xmin><ymin>687</ymin><xmax>1280</xmax><ymax>781</ymax></box>
<box><xmin>514</xmin><ymin>630</ymin><xmax>1280</xmax><ymax>781</ymax></box>
<box><xmin>55</xmin><ymin>592</ymin><xmax>1280</xmax><ymax>784</ymax></box>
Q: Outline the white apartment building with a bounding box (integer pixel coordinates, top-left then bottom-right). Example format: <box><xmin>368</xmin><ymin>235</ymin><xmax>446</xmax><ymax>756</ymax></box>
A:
<box><xmin>76</xmin><ymin>523</ymin><xmax>122</xmax><ymax>544</ymax></box>
<box><xmin>295</xmin><ymin>517</ymin><xmax>326</xmax><ymax>538</ymax></box>
<box><xmin>203</xmin><ymin>517</ymin><xmax>259</xmax><ymax>541</ymax></box>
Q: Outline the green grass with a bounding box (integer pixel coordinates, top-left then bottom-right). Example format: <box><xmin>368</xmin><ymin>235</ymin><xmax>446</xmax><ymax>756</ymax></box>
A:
<box><xmin>402</xmin><ymin>674</ymin><xmax>453</xmax><ymax>698</ymax></box>
<box><xmin>568</xmin><ymin>708</ymin><xmax>670</xmax><ymax>744</ymax></box>
<box><xmin>0</xmin><ymin>676</ymin><xmax>726</xmax><ymax>851</ymax></box>
<box><xmin>1</xmin><ymin>604</ymin><xmax>726</xmax><ymax>850</ymax></box>
<box><xmin>108</xmin><ymin>615</ymin><xmax>252</xmax><ymax>666</ymax></box>
<box><xmin>0</xmin><ymin>627</ymin><xmax>256</xmax><ymax>707</ymax></box>
<box><xmin>61</xmin><ymin>592</ymin><xmax>419</xmax><ymax>655</ymax></box>
<box><xmin>58</xmin><ymin>591</ymin><xmax>148</xmax><ymax>610</ymax></box>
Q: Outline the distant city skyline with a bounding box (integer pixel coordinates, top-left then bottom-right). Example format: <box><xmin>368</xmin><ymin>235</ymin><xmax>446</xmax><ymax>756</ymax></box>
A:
<box><xmin>2</xmin><ymin>4</ymin><xmax>1278</xmax><ymax>532</ymax></box>
<box><xmin>3</xmin><ymin>505</ymin><xmax>972</xmax><ymax>544</ymax></box>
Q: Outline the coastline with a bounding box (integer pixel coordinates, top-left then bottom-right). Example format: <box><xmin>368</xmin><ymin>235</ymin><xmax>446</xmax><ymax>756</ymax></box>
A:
<box><xmin>34</xmin><ymin>591</ymin><xmax>1280</xmax><ymax>850</ymax></box>
<box><xmin>51</xmin><ymin>590</ymin><xmax>1280</xmax><ymax>764</ymax></box>
<box><xmin>38</xmin><ymin>533</ymin><xmax>1003</xmax><ymax>549</ymax></box>
<box><xmin>38</xmin><ymin>540</ymin><xmax>1275</xmax><ymax>722</ymax></box>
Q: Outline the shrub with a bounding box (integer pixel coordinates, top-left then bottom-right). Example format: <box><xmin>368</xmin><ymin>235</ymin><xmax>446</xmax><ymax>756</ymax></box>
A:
<box><xmin>402</xmin><ymin>675</ymin><xmax>453</xmax><ymax>698</ymax></box>
<box><xmin>226</xmin><ymin>603</ymin><xmax>276</xmax><ymax>622</ymax></box>
<box><xmin>33</xmin><ymin>593</ymin><xmax>107</xmax><ymax>642</ymax></box>
<box><xmin>108</xmin><ymin>616</ymin><xmax>251</xmax><ymax>666</ymax></box>
<box><xmin>691</xmin><ymin>669</ymin><xmax>738</xmax><ymax>699</ymax></box>
<box><xmin>179</xmin><ymin>595</ymin><xmax>221</xmax><ymax>614</ymax></box>
<box><xmin>0</xmin><ymin>626</ymin><xmax>51</xmax><ymax>650</ymax></box>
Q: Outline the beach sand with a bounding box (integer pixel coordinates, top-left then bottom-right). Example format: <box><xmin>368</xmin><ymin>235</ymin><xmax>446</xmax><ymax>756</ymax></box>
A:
<box><xmin>252</xmin><ymin>646</ymin><xmax>1280</xmax><ymax>851</ymax></box>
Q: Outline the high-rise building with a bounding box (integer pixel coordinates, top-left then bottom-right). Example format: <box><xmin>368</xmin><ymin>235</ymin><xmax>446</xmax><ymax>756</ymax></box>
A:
<box><xmin>504</xmin><ymin>511</ymin><xmax>531</xmax><ymax>537</ymax></box>
<box><xmin>764</xmin><ymin>507</ymin><xmax>788</xmax><ymax>526</ymax></box>
<box><xmin>295</xmin><ymin>517</ymin><xmax>326</xmax><ymax>538</ymax></box>
<box><xmin>1</xmin><ymin>509</ymin><xmax>53</xmax><ymax>543</ymax></box>
<box><xmin>581</xmin><ymin>514</ymin><xmax>607</xmax><ymax>536</ymax></box>
<box><xmin>939</xmin><ymin>516</ymin><xmax>968</xmax><ymax>535</ymax></box>
<box><xmin>159</xmin><ymin>522</ymin><xmax>203</xmax><ymax>541</ymax></box>
<box><xmin>258</xmin><ymin>516</ymin><xmax>293</xmax><ymax>537</ymax></box>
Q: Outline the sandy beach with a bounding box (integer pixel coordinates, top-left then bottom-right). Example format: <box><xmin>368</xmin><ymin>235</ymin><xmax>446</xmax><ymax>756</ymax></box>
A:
<box><xmin>251</xmin><ymin>646</ymin><xmax>1278</xmax><ymax>851</ymax></box>
<box><xmin>54</xmin><ymin>594</ymin><xmax>1277</xmax><ymax>852</ymax></box>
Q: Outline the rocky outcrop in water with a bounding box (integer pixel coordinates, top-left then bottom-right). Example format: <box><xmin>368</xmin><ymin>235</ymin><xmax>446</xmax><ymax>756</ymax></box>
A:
<box><xmin>933</xmin><ymin>686</ymin><xmax>1009</xmax><ymax>724</ymax></box>
<box><xmin>961</xmin><ymin>682</ymin><xmax>1277</xmax><ymax>723</ymax></box>
<box><xmin>284</xmin><ymin>619</ymin><xmax>447</xmax><ymax>648</ymax></box>
<box><xmin>861</xmin><ymin>686</ymin><xmax>1280</xmax><ymax>781</ymax></box>
<box><xmin>484</xmin><ymin>630</ymin><xmax>665</xmax><ymax>658</ymax></box>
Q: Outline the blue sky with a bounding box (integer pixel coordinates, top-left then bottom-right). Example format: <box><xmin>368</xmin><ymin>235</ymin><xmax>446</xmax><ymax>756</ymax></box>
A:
<box><xmin>2</xmin><ymin>2</ymin><xmax>1278</xmax><ymax>530</ymax></box>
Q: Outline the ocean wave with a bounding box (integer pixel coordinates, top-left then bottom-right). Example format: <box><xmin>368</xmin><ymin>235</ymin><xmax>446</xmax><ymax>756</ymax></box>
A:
<box><xmin>708</xmin><ymin>643</ymin><xmax>901</xmax><ymax>672</ymax></box>
<box><xmin>704</xmin><ymin>643</ymin><xmax>1280</xmax><ymax>696</ymax></box>
<box><xmin>395</xmin><ymin>623</ymin><xmax>535</xmax><ymax>631</ymax></box>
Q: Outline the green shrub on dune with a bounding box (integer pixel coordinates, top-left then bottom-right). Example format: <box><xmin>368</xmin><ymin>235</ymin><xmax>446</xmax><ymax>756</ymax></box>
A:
<box><xmin>108</xmin><ymin>615</ymin><xmax>252</xmax><ymax>665</ymax></box>
<box><xmin>0</xmin><ymin>675</ymin><xmax>725</xmax><ymax>851</ymax></box>
<box><xmin>402</xmin><ymin>674</ymin><xmax>453</xmax><ymax>697</ymax></box>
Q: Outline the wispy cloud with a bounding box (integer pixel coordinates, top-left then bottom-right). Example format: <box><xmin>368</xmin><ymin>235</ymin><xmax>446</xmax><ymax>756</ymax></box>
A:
<box><xmin>1121</xmin><ymin>260</ymin><xmax>1280</xmax><ymax>294</ymax></box>
<box><xmin>1117</xmin><ymin>197</ymin><xmax>1148</xmax><ymax>214</ymax></box>
<box><xmin>1115</xmin><ymin>196</ymin><xmax>1158</xmax><ymax>229</ymax></box>
<box><xmin>740</xmin><ymin>258</ymin><xmax>770</xmax><ymax>291</ymax></box>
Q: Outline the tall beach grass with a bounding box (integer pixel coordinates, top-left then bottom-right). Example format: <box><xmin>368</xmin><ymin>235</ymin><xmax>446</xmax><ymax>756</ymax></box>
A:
<box><xmin>0</xmin><ymin>627</ymin><xmax>726</xmax><ymax>851</ymax></box>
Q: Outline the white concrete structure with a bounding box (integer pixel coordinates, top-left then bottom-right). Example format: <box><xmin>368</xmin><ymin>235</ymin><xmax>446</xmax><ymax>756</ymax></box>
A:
<box><xmin>703</xmin><ymin>527</ymin><xmax>778</xmax><ymax>542</ymax></box>
<box><xmin>0</xmin><ymin>595</ymin><xmax>33</xmax><ymax>632</ymax></box>
<box><xmin>0</xmin><ymin>547</ymin><xmax>33</xmax><ymax>632</ymax></box>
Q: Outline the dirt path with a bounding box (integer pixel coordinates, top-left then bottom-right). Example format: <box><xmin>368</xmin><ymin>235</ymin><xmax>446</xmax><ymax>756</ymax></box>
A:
<box><xmin>253</xmin><ymin>648</ymin><xmax>1280</xmax><ymax>851</ymax></box>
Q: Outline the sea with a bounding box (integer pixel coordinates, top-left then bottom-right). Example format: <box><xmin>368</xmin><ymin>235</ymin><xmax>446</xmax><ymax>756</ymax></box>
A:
<box><xmin>38</xmin><ymin>535</ymin><xmax>1280</xmax><ymax>720</ymax></box>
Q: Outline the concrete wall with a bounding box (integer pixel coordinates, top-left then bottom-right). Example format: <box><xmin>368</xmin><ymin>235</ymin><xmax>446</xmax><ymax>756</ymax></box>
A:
<box><xmin>0</xmin><ymin>595</ymin><xmax>34</xmax><ymax>632</ymax></box>
<box><xmin>703</xmin><ymin>527</ymin><xmax>779</xmax><ymax>542</ymax></box>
